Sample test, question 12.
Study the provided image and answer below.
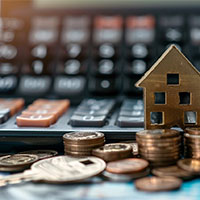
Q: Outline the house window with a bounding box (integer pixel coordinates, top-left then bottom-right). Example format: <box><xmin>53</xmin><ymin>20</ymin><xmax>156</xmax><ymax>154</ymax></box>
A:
<box><xmin>179</xmin><ymin>92</ymin><xmax>191</xmax><ymax>105</ymax></box>
<box><xmin>155</xmin><ymin>92</ymin><xmax>166</xmax><ymax>104</ymax></box>
<box><xmin>167</xmin><ymin>74</ymin><xmax>179</xmax><ymax>85</ymax></box>
<box><xmin>184</xmin><ymin>111</ymin><xmax>197</xmax><ymax>124</ymax></box>
<box><xmin>150</xmin><ymin>112</ymin><xmax>163</xmax><ymax>124</ymax></box>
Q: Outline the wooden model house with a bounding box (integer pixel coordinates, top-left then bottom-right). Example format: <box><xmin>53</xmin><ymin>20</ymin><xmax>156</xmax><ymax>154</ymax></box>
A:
<box><xmin>136</xmin><ymin>45</ymin><xmax>200</xmax><ymax>129</ymax></box>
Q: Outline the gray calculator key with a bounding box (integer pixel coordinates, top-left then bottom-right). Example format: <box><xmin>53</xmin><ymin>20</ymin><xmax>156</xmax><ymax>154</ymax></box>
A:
<box><xmin>0</xmin><ymin>108</ymin><xmax>10</xmax><ymax>122</ymax></box>
<box><xmin>119</xmin><ymin>110</ymin><xmax>144</xmax><ymax>117</ymax></box>
<box><xmin>70</xmin><ymin>115</ymin><xmax>106</xmax><ymax>127</ymax></box>
<box><xmin>74</xmin><ymin>108</ymin><xmax>110</xmax><ymax>116</ymax></box>
<box><xmin>116</xmin><ymin>116</ymin><xmax>144</xmax><ymax>127</ymax></box>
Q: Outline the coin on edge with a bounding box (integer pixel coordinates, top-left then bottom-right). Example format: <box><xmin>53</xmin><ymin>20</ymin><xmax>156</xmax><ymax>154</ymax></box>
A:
<box><xmin>135</xmin><ymin>177</ymin><xmax>182</xmax><ymax>192</ymax></box>
<box><xmin>106</xmin><ymin>158</ymin><xmax>149</xmax><ymax>174</ymax></box>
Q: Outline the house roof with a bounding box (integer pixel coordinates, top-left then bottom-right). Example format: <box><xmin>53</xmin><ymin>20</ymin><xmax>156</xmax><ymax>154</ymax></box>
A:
<box><xmin>135</xmin><ymin>45</ymin><xmax>200</xmax><ymax>87</ymax></box>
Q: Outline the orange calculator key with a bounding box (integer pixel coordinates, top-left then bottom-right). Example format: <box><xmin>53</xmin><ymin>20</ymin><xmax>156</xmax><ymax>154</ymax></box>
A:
<box><xmin>16</xmin><ymin>114</ymin><xmax>55</xmax><ymax>127</ymax></box>
<box><xmin>22</xmin><ymin>109</ymin><xmax>58</xmax><ymax>123</ymax></box>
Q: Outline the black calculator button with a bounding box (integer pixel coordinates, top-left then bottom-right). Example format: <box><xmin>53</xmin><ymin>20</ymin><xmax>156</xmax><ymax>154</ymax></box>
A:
<box><xmin>0</xmin><ymin>108</ymin><xmax>10</xmax><ymax>118</ymax></box>
<box><xmin>98</xmin><ymin>43</ymin><xmax>115</xmax><ymax>58</ymax></box>
<box><xmin>119</xmin><ymin>110</ymin><xmax>144</xmax><ymax>117</ymax></box>
<box><xmin>31</xmin><ymin>44</ymin><xmax>47</xmax><ymax>59</ymax></box>
<box><xmin>0</xmin><ymin>63</ymin><xmax>18</xmax><ymax>75</ymax></box>
<box><xmin>64</xmin><ymin>59</ymin><xmax>81</xmax><ymax>75</ymax></box>
<box><xmin>131</xmin><ymin>44</ymin><xmax>148</xmax><ymax>59</ymax></box>
<box><xmin>74</xmin><ymin>108</ymin><xmax>110</xmax><ymax>116</ymax></box>
<box><xmin>65</xmin><ymin>43</ymin><xmax>82</xmax><ymax>58</ymax></box>
<box><xmin>18</xmin><ymin>76</ymin><xmax>51</xmax><ymax>95</ymax></box>
<box><xmin>98</xmin><ymin>60</ymin><xmax>115</xmax><ymax>75</ymax></box>
<box><xmin>0</xmin><ymin>76</ymin><xmax>17</xmax><ymax>92</ymax></box>
<box><xmin>54</xmin><ymin>76</ymin><xmax>86</xmax><ymax>96</ymax></box>
<box><xmin>70</xmin><ymin>114</ymin><xmax>106</xmax><ymax>127</ymax></box>
<box><xmin>116</xmin><ymin>116</ymin><xmax>144</xmax><ymax>127</ymax></box>
<box><xmin>0</xmin><ymin>44</ymin><xmax>17</xmax><ymax>61</ymax></box>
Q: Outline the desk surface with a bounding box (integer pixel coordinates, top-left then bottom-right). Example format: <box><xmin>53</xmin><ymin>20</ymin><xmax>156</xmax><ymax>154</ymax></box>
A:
<box><xmin>0</xmin><ymin>176</ymin><xmax>199</xmax><ymax>200</ymax></box>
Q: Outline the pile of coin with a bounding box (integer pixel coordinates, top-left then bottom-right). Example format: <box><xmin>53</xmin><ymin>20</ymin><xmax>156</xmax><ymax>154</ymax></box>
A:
<box><xmin>136</xmin><ymin>129</ymin><xmax>181</xmax><ymax>167</ymax></box>
<box><xmin>184</xmin><ymin>128</ymin><xmax>200</xmax><ymax>159</ymax></box>
<box><xmin>92</xmin><ymin>143</ymin><xmax>133</xmax><ymax>162</ymax></box>
<box><xmin>63</xmin><ymin>131</ymin><xmax>105</xmax><ymax>156</ymax></box>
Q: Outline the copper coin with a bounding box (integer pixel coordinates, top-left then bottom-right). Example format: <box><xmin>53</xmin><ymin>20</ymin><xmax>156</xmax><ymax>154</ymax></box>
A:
<box><xmin>106</xmin><ymin>158</ymin><xmax>149</xmax><ymax>174</ymax></box>
<box><xmin>136</xmin><ymin>136</ymin><xmax>181</xmax><ymax>143</ymax></box>
<box><xmin>92</xmin><ymin>143</ymin><xmax>133</xmax><ymax>162</ymax></box>
<box><xmin>150</xmin><ymin>161</ymin><xmax>177</xmax><ymax>167</ymax></box>
<box><xmin>135</xmin><ymin>177</ymin><xmax>182</xmax><ymax>192</ymax></box>
<box><xmin>139</xmin><ymin>147</ymin><xmax>180</xmax><ymax>154</ymax></box>
<box><xmin>0</xmin><ymin>154</ymin><xmax>38</xmax><ymax>167</ymax></box>
<box><xmin>139</xmin><ymin>151</ymin><xmax>180</xmax><ymax>158</ymax></box>
<box><xmin>120</xmin><ymin>141</ymin><xmax>138</xmax><ymax>155</ymax></box>
<box><xmin>64</xmin><ymin>150</ymin><xmax>91</xmax><ymax>157</ymax></box>
<box><xmin>63</xmin><ymin>131</ymin><xmax>104</xmax><ymax>145</ymax></box>
<box><xmin>152</xmin><ymin>165</ymin><xmax>195</xmax><ymax>180</ymax></box>
<box><xmin>185</xmin><ymin>127</ymin><xmax>200</xmax><ymax>135</ymax></box>
<box><xmin>136</xmin><ymin>129</ymin><xmax>180</xmax><ymax>139</ymax></box>
<box><xmin>19</xmin><ymin>150</ymin><xmax>58</xmax><ymax>160</ymax></box>
<box><xmin>184</xmin><ymin>133</ymin><xmax>200</xmax><ymax>140</ymax></box>
<box><xmin>64</xmin><ymin>142</ymin><xmax>104</xmax><ymax>152</ymax></box>
<box><xmin>141</xmin><ymin>155</ymin><xmax>180</xmax><ymax>162</ymax></box>
<box><xmin>102</xmin><ymin>168</ymin><xmax>150</xmax><ymax>182</ymax></box>
<box><xmin>177</xmin><ymin>159</ymin><xmax>200</xmax><ymax>173</ymax></box>
<box><xmin>0</xmin><ymin>165</ymin><xmax>29</xmax><ymax>172</ymax></box>
<box><xmin>137</xmin><ymin>140</ymin><xmax>180</xmax><ymax>148</ymax></box>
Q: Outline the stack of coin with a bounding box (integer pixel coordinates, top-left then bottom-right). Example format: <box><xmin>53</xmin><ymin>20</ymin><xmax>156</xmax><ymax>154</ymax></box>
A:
<box><xmin>63</xmin><ymin>131</ymin><xmax>105</xmax><ymax>156</ymax></box>
<box><xmin>184</xmin><ymin>128</ymin><xmax>200</xmax><ymax>159</ymax></box>
<box><xmin>136</xmin><ymin>129</ymin><xmax>181</xmax><ymax>167</ymax></box>
<box><xmin>92</xmin><ymin>143</ymin><xmax>133</xmax><ymax>162</ymax></box>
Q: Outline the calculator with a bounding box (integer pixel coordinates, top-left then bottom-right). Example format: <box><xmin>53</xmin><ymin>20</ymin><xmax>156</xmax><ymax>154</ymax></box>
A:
<box><xmin>0</xmin><ymin>0</ymin><xmax>200</xmax><ymax>152</ymax></box>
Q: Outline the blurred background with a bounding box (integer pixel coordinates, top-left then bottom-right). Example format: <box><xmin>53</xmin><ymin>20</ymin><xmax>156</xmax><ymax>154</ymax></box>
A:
<box><xmin>1</xmin><ymin>0</ymin><xmax>200</xmax><ymax>104</ymax></box>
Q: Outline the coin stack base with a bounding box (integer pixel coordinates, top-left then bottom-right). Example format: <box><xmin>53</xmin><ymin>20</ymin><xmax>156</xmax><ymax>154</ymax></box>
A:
<box><xmin>184</xmin><ymin>128</ymin><xmax>200</xmax><ymax>159</ymax></box>
<box><xmin>63</xmin><ymin>132</ymin><xmax>105</xmax><ymax>157</ymax></box>
<box><xmin>136</xmin><ymin>129</ymin><xmax>181</xmax><ymax>167</ymax></box>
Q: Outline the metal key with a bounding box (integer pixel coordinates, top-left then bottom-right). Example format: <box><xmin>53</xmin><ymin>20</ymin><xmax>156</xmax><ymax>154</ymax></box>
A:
<box><xmin>0</xmin><ymin>155</ymin><xmax>106</xmax><ymax>187</ymax></box>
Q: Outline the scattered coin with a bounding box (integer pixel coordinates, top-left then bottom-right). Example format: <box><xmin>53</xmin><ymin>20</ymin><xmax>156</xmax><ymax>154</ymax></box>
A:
<box><xmin>177</xmin><ymin>159</ymin><xmax>200</xmax><ymax>173</ymax></box>
<box><xmin>152</xmin><ymin>165</ymin><xmax>195</xmax><ymax>180</ymax></box>
<box><xmin>0</xmin><ymin>154</ymin><xmax>38</xmax><ymax>167</ymax></box>
<box><xmin>135</xmin><ymin>177</ymin><xmax>182</xmax><ymax>192</ymax></box>
<box><xmin>102</xmin><ymin>168</ymin><xmax>150</xmax><ymax>182</ymax></box>
<box><xmin>0</xmin><ymin>154</ymin><xmax>39</xmax><ymax>172</ymax></box>
<box><xmin>92</xmin><ymin>143</ymin><xmax>132</xmax><ymax>162</ymax></box>
<box><xmin>19</xmin><ymin>150</ymin><xmax>58</xmax><ymax>160</ymax></box>
<box><xmin>106</xmin><ymin>158</ymin><xmax>149</xmax><ymax>174</ymax></box>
